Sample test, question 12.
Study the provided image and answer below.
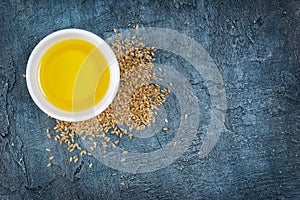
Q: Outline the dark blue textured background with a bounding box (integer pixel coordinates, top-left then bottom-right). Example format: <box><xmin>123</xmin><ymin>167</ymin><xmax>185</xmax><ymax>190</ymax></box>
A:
<box><xmin>0</xmin><ymin>0</ymin><xmax>299</xmax><ymax>199</ymax></box>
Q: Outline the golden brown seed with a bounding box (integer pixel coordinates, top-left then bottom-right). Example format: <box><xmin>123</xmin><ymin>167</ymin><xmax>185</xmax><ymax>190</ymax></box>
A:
<box><xmin>49</xmin><ymin>156</ymin><xmax>54</xmax><ymax>160</ymax></box>
<box><xmin>113</xmin><ymin>28</ymin><xmax>117</xmax><ymax>33</ymax></box>
<box><xmin>74</xmin><ymin>158</ymin><xmax>79</xmax><ymax>163</ymax></box>
<box><xmin>162</xmin><ymin>128</ymin><xmax>168</xmax><ymax>131</ymax></box>
<box><xmin>164</xmin><ymin>118</ymin><xmax>168</xmax><ymax>123</ymax></box>
<box><xmin>47</xmin><ymin>134</ymin><xmax>51</xmax><ymax>139</ymax></box>
<box><xmin>69</xmin><ymin>157</ymin><xmax>73</xmax><ymax>162</ymax></box>
<box><xmin>45</xmin><ymin>148</ymin><xmax>51</xmax><ymax>152</ymax></box>
<box><xmin>114</xmin><ymin>140</ymin><xmax>119</xmax><ymax>145</ymax></box>
<box><xmin>169</xmin><ymin>82</ymin><xmax>173</xmax><ymax>87</ymax></box>
<box><xmin>158</xmin><ymin>67</ymin><xmax>162</xmax><ymax>72</ymax></box>
<box><xmin>80</xmin><ymin>150</ymin><xmax>86</xmax><ymax>156</ymax></box>
<box><xmin>87</xmin><ymin>152</ymin><xmax>93</xmax><ymax>156</ymax></box>
<box><xmin>184</xmin><ymin>114</ymin><xmax>188</xmax><ymax>119</ymax></box>
<box><xmin>120</xmin><ymin>181</ymin><xmax>126</xmax><ymax>186</ymax></box>
<box><xmin>89</xmin><ymin>163</ymin><xmax>93</xmax><ymax>168</ymax></box>
<box><xmin>22</xmin><ymin>74</ymin><xmax>26</xmax><ymax>78</ymax></box>
<box><xmin>47</xmin><ymin>163</ymin><xmax>52</xmax><ymax>167</ymax></box>
<box><xmin>122</xmin><ymin>151</ymin><xmax>128</xmax><ymax>155</ymax></box>
<box><xmin>104</xmin><ymin>136</ymin><xmax>110</xmax><ymax>142</ymax></box>
<box><xmin>135</xmin><ymin>24</ymin><xmax>139</xmax><ymax>30</ymax></box>
<box><xmin>121</xmin><ymin>158</ymin><xmax>126</xmax><ymax>162</ymax></box>
<box><xmin>173</xmin><ymin>141</ymin><xmax>177</xmax><ymax>147</ymax></box>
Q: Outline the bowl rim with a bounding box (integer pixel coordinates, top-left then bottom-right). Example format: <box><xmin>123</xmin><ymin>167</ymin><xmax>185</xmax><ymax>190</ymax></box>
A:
<box><xmin>26</xmin><ymin>28</ymin><xmax>120</xmax><ymax>122</ymax></box>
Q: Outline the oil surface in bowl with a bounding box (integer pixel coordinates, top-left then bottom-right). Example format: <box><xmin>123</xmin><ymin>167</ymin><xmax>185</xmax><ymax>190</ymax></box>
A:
<box><xmin>38</xmin><ymin>39</ymin><xmax>110</xmax><ymax>111</ymax></box>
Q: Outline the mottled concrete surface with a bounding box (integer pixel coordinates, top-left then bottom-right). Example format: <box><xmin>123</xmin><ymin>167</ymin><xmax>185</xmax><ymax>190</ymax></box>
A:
<box><xmin>0</xmin><ymin>0</ymin><xmax>300</xmax><ymax>199</ymax></box>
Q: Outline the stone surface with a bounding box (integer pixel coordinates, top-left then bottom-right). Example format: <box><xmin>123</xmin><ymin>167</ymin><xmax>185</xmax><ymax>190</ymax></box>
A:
<box><xmin>0</xmin><ymin>0</ymin><xmax>299</xmax><ymax>199</ymax></box>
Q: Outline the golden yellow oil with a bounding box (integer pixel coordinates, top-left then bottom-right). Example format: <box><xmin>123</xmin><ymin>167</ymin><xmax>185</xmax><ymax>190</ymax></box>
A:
<box><xmin>38</xmin><ymin>39</ymin><xmax>110</xmax><ymax>112</ymax></box>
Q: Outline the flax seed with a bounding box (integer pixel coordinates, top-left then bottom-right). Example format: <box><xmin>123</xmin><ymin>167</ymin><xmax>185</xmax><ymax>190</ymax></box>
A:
<box><xmin>120</xmin><ymin>181</ymin><xmax>126</xmax><ymax>186</ymax></box>
<box><xmin>173</xmin><ymin>141</ymin><xmax>177</xmax><ymax>147</ymax></box>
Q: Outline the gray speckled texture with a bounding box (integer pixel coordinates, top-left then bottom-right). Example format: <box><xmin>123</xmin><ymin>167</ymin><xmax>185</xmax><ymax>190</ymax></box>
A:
<box><xmin>0</xmin><ymin>0</ymin><xmax>299</xmax><ymax>199</ymax></box>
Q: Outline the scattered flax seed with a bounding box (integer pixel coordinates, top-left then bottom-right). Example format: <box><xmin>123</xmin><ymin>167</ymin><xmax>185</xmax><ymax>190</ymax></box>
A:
<box><xmin>54</xmin><ymin>135</ymin><xmax>60</xmax><ymax>141</ymax></box>
<box><xmin>74</xmin><ymin>158</ymin><xmax>79</xmax><ymax>163</ymax></box>
<box><xmin>114</xmin><ymin>140</ymin><xmax>119</xmax><ymax>145</ymax></box>
<box><xmin>122</xmin><ymin>151</ymin><xmax>128</xmax><ymax>155</ymax></box>
<box><xmin>46</xmin><ymin>129</ymin><xmax>50</xmax><ymax>133</ymax></box>
<box><xmin>117</xmin><ymin>33</ymin><xmax>122</xmax><ymax>37</ymax></box>
<box><xmin>164</xmin><ymin>118</ymin><xmax>168</xmax><ymax>123</ymax></box>
<box><xmin>121</xmin><ymin>158</ymin><xmax>126</xmax><ymax>162</ymax></box>
<box><xmin>128</xmin><ymin>134</ymin><xmax>133</xmax><ymax>139</ymax></box>
<box><xmin>49</xmin><ymin>156</ymin><xmax>54</xmax><ymax>160</ymax></box>
<box><xmin>102</xmin><ymin>144</ymin><xmax>108</xmax><ymax>148</ymax></box>
<box><xmin>45</xmin><ymin>148</ymin><xmax>51</xmax><ymax>152</ymax></box>
<box><xmin>169</xmin><ymin>82</ymin><xmax>173</xmax><ymax>87</ymax></box>
<box><xmin>87</xmin><ymin>152</ymin><xmax>93</xmax><ymax>156</ymax></box>
<box><xmin>184</xmin><ymin>114</ymin><xmax>188</xmax><ymax>119</ymax></box>
<box><xmin>47</xmin><ymin>163</ymin><xmax>52</xmax><ymax>167</ymax></box>
<box><xmin>135</xmin><ymin>24</ymin><xmax>139</xmax><ymax>30</ymax></box>
<box><xmin>120</xmin><ymin>181</ymin><xmax>126</xmax><ymax>186</ymax></box>
<box><xmin>158</xmin><ymin>67</ymin><xmax>162</xmax><ymax>72</ymax></box>
<box><xmin>47</xmin><ymin>134</ymin><xmax>51</xmax><ymax>139</ymax></box>
<box><xmin>80</xmin><ymin>150</ymin><xmax>87</xmax><ymax>156</ymax></box>
<box><xmin>162</xmin><ymin>127</ymin><xmax>168</xmax><ymax>131</ymax></box>
<box><xmin>69</xmin><ymin>157</ymin><xmax>73</xmax><ymax>162</ymax></box>
<box><xmin>22</xmin><ymin>74</ymin><xmax>26</xmax><ymax>78</ymax></box>
<box><xmin>89</xmin><ymin>163</ymin><xmax>93</xmax><ymax>168</ymax></box>
<box><xmin>173</xmin><ymin>141</ymin><xmax>177</xmax><ymax>147</ymax></box>
<box><xmin>113</xmin><ymin>28</ymin><xmax>117</xmax><ymax>33</ymax></box>
<box><xmin>107</xmin><ymin>37</ymin><xmax>112</xmax><ymax>41</ymax></box>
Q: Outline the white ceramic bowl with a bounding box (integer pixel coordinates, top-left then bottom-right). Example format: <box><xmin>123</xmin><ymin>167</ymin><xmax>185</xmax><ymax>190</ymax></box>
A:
<box><xmin>26</xmin><ymin>29</ymin><xmax>120</xmax><ymax>122</ymax></box>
